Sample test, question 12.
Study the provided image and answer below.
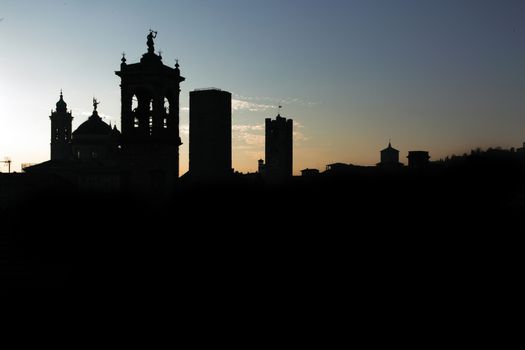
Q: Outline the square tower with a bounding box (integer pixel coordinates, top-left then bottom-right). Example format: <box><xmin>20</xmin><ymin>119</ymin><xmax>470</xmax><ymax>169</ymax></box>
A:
<box><xmin>115</xmin><ymin>32</ymin><xmax>185</xmax><ymax>193</ymax></box>
<box><xmin>189</xmin><ymin>89</ymin><xmax>232</xmax><ymax>179</ymax></box>
<box><xmin>265</xmin><ymin>114</ymin><xmax>293</xmax><ymax>179</ymax></box>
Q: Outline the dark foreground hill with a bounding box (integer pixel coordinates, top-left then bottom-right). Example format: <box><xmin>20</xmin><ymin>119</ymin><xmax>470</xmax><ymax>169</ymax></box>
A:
<box><xmin>1</xmin><ymin>154</ymin><xmax>524</xmax><ymax>322</ymax></box>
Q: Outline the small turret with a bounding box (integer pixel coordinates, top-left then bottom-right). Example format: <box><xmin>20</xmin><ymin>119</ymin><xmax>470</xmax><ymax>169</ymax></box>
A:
<box><xmin>50</xmin><ymin>90</ymin><xmax>73</xmax><ymax>160</ymax></box>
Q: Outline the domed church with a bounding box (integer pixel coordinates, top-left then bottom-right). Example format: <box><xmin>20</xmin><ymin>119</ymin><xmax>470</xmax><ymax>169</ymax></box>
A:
<box><xmin>25</xmin><ymin>32</ymin><xmax>184</xmax><ymax>195</ymax></box>
<box><xmin>71</xmin><ymin>98</ymin><xmax>120</xmax><ymax>162</ymax></box>
<box><xmin>24</xmin><ymin>92</ymin><xmax>123</xmax><ymax>192</ymax></box>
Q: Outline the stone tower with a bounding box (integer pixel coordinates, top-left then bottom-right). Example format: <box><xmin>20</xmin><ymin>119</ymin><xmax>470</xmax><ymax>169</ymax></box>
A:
<box><xmin>265</xmin><ymin>113</ymin><xmax>293</xmax><ymax>180</ymax></box>
<box><xmin>50</xmin><ymin>90</ymin><xmax>73</xmax><ymax>161</ymax></box>
<box><xmin>115</xmin><ymin>32</ymin><xmax>185</xmax><ymax>193</ymax></box>
<box><xmin>189</xmin><ymin>88</ymin><xmax>232</xmax><ymax>179</ymax></box>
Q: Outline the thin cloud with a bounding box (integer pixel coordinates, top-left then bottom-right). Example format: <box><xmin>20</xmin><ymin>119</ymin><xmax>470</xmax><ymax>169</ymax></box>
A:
<box><xmin>283</xmin><ymin>97</ymin><xmax>319</xmax><ymax>107</ymax></box>
<box><xmin>240</xmin><ymin>133</ymin><xmax>264</xmax><ymax>146</ymax></box>
<box><xmin>293</xmin><ymin>121</ymin><xmax>308</xmax><ymax>143</ymax></box>
<box><xmin>232</xmin><ymin>99</ymin><xmax>276</xmax><ymax>112</ymax></box>
<box><xmin>233</xmin><ymin>123</ymin><xmax>265</xmax><ymax>147</ymax></box>
<box><xmin>232</xmin><ymin>124</ymin><xmax>264</xmax><ymax>132</ymax></box>
<box><xmin>233</xmin><ymin>94</ymin><xmax>318</xmax><ymax>108</ymax></box>
<box><xmin>293</xmin><ymin>131</ymin><xmax>308</xmax><ymax>143</ymax></box>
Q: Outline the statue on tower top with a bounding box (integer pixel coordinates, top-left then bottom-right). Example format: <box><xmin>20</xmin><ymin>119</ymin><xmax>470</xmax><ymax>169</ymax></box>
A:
<box><xmin>147</xmin><ymin>29</ymin><xmax>157</xmax><ymax>54</ymax></box>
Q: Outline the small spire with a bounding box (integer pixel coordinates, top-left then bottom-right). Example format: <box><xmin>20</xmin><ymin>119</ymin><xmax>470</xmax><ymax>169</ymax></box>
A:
<box><xmin>389</xmin><ymin>138</ymin><xmax>392</xmax><ymax>148</ymax></box>
<box><xmin>56</xmin><ymin>89</ymin><xmax>67</xmax><ymax>111</ymax></box>
<box><xmin>175</xmin><ymin>59</ymin><xmax>180</xmax><ymax>69</ymax></box>
<box><xmin>121</xmin><ymin>52</ymin><xmax>126</xmax><ymax>63</ymax></box>
<box><xmin>278</xmin><ymin>105</ymin><xmax>282</xmax><ymax>116</ymax></box>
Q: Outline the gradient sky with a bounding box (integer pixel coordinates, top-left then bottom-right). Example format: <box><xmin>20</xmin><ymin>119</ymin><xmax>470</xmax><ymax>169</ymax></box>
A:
<box><xmin>1</xmin><ymin>0</ymin><xmax>524</xmax><ymax>174</ymax></box>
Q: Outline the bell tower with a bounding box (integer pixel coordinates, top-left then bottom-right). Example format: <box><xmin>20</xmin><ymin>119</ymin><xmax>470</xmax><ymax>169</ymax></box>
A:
<box><xmin>115</xmin><ymin>31</ymin><xmax>185</xmax><ymax>193</ymax></box>
<box><xmin>50</xmin><ymin>90</ymin><xmax>73</xmax><ymax>160</ymax></box>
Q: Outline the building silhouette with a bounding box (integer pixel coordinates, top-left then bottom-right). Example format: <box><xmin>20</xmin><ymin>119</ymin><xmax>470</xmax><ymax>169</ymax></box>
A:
<box><xmin>301</xmin><ymin>168</ymin><xmax>320</xmax><ymax>177</ymax></box>
<box><xmin>26</xmin><ymin>32</ymin><xmax>184</xmax><ymax>194</ymax></box>
<box><xmin>265</xmin><ymin>114</ymin><xmax>293</xmax><ymax>180</ymax></box>
<box><xmin>4</xmin><ymin>29</ymin><xmax>525</xmax><ymax>295</ymax></box>
<box><xmin>50</xmin><ymin>91</ymin><xmax>73</xmax><ymax>161</ymax></box>
<box><xmin>72</xmin><ymin>98</ymin><xmax>120</xmax><ymax>162</ymax></box>
<box><xmin>258</xmin><ymin>159</ymin><xmax>266</xmax><ymax>175</ymax></box>
<box><xmin>408</xmin><ymin>151</ymin><xmax>430</xmax><ymax>169</ymax></box>
<box><xmin>189</xmin><ymin>88</ymin><xmax>232</xmax><ymax>179</ymax></box>
<box><xmin>377</xmin><ymin>142</ymin><xmax>403</xmax><ymax>168</ymax></box>
<box><xmin>27</xmin><ymin>95</ymin><xmax>122</xmax><ymax>192</ymax></box>
<box><xmin>116</xmin><ymin>32</ymin><xmax>184</xmax><ymax>193</ymax></box>
<box><xmin>325</xmin><ymin>163</ymin><xmax>352</xmax><ymax>173</ymax></box>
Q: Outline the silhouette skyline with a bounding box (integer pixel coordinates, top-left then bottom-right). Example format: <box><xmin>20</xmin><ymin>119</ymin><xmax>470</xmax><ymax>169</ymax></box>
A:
<box><xmin>1</xmin><ymin>8</ymin><xmax>524</xmax><ymax>303</ymax></box>
<box><xmin>17</xmin><ymin>34</ymin><xmax>300</xmax><ymax>192</ymax></box>
<box><xmin>1</xmin><ymin>1</ymin><xmax>524</xmax><ymax>174</ymax></box>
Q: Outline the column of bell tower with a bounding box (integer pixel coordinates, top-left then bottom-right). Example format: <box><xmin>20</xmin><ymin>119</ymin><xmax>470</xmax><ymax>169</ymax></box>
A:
<box><xmin>115</xmin><ymin>32</ymin><xmax>185</xmax><ymax>193</ymax></box>
<box><xmin>50</xmin><ymin>90</ymin><xmax>73</xmax><ymax>161</ymax></box>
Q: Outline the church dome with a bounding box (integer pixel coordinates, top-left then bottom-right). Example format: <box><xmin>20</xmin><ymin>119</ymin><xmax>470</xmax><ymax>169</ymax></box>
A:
<box><xmin>73</xmin><ymin>111</ymin><xmax>112</xmax><ymax>136</ymax></box>
<box><xmin>73</xmin><ymin>98</ymin><xmax>115</xmax><ymax>137</ymax></box>
<box><xmin>381</xmin><ymin>142</ymin><xmax>399</xmax><ymax>153</ymax></box>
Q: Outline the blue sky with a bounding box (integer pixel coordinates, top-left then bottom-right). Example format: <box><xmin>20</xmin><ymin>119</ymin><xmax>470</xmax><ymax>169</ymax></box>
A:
<box><xmin>1</xmin><ymin>0</ymin><xmax>524</xmax><ymax>173</ymax></box>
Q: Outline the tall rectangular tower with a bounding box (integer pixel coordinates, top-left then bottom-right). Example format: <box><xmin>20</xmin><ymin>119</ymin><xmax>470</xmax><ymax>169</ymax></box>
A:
<box><xmin>265</xmin><ymin>114</ymin><xmax>293</xmax><ymax>179</ymax></box>
<box><xmin>189</xmin><ymin>89</ymin><xmax>232</xmax><ymax>179</ymax></box>
<box><xmin>115</xmin><ymin>32</ymin><xmax>184</xmax><ymax>193</ymax></box>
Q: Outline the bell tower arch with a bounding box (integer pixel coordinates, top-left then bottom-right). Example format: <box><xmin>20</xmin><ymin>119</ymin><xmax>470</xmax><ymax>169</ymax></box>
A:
<box><xmin>116</xmin><ymin>32</ymin><xmax>185</xmax><ymax>193</ymax></box>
